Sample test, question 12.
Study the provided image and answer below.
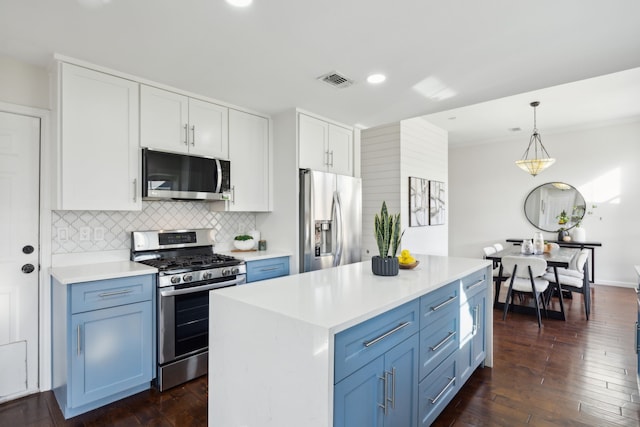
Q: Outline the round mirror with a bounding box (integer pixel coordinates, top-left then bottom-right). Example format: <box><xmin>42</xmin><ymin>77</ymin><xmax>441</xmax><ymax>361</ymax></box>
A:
<box><xmin>524</xmin><ymin>182</ymin><xmax>586</xmax><ymax>232</ymax></box>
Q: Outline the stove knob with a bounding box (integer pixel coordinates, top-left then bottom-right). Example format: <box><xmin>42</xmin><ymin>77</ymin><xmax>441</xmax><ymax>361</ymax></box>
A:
<box><xmin>202</xmin><ymin>271</ymin><xmax>212</xmax><ymax>280</ymax></box>
<box><xmin>183</xmin><ymin>274</ymin><xmax>193</xmax><ymax>282</ymax></box>
<box><xmin>231</xmin><ymin>267</ymin><xmax>240</xmax><ymax>275</ymax></box>
<box><xmin>170</xmin><ymin>276</ymin><xmax>181</xmax><ymax>284</ymax></box>
<box><xmin>221</xmin><ymin>268</ymin><xmax>230</xmax><ymax>277</ymax></box>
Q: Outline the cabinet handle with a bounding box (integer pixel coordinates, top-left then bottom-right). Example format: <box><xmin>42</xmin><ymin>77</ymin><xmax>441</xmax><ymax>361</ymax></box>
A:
<box><xmin>363</xmin><ymin>322</ymin><xmax>410</xmax><ymax>348</ymax></box>
<box><xmin>184</xmin><ymin>124</ymin><xmax>189</xmax><ymax>145</ymax></box>
<box><xmin>466</xmin><ymin>279</ymin><xmax>485</xmax><ymax>291</ymax></box>
<box><xmin>329</xmin><ymin>150</ymin><xmax>334</xmax><ymax>167</ymax></box>
<box><xmin>231</xmin><ymin>185</ymin><xmax>235</xmax><ymax>204</ymax></box>
<box><xmin>77</xmin><ymin>325</ymin><xmax>81</xmax><ymax>356</ymax></box>
<box><xmin>430</xmin><ymin>331</ymin><xmax>456</xmax><ymax>352</ymax></box>
<box><xmin>132</xmin><ymin>178</ymin><xmax>137</xmax><ymax>202</ymax></box>
<box><xmin>431</xmin><ymin>295</ymin><xmax>457</xmax><ymax>312</ymax></box>
<box><xmin>259</xmin><ymin>267</ymin><xmax>280</xmax><ymax>272</ymax></box>
<box><xmin>429</xmin><ymin>376</ymin><xmax>455</xmax><ymax>404</ymax></box>
<box><xmin>473</xmin><ymin>305</ymin><xmax>479</xmax><ymax>335</ymax></box>
<box><xmin>389</xmin><ymin>367</ymin><xmax>396</xmax><ymax>409</ymax></box>
<box><xmin>191</xmin><ymin>125</ymin><xmax>195</xmax><ymax>146</ymax></box>
<box><xmin>377</xmin><ymin>372</ymin><xmax>388</xmax><ymax>415</ymax></box>
<box><xmin>98</xmin><ymin>289</ymin><xmax>133</xmax><ymax>298</ymax></box>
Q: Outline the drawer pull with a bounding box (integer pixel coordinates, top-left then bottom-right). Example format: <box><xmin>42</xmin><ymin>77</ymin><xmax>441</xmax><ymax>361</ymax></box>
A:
<box><xmin>98</xmin><ymin>289</ymin><xmax>134</xmax><ymax>298</ymax></box>
<box><xmin>473</xmin><ymin>305</ymin><xmax>479</xmax><ymax>335</ymax></box>
<box><xmin>430</xmin><ymin>331</ymin><xmax>456</xmax><ymax>352</ymax></box>
<box><xmin>363</xmin><ymin>322</ymin><xmax>410</xmax><ymax>348</ymax></box>
<box><xmin>259</xmin><ymin>267</ymin><xmax>280</xmax><ymax>272</ymax></box>
<box><xmin>429</xmin><ymin>376</ymin><xmax>455</xmax><ymax>404</ymax></box>
<box><xmin>431</xmin><ymin>296</ymin><xmax>457</xmax><ymax>312</ymax></box>
<box><xmin>466</xmin><ymin>278</ymin><xmax>485</xmax><ymax>291</ymax></box>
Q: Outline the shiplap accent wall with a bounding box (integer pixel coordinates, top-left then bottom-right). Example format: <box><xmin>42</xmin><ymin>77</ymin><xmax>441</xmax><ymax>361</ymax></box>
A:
<box><xmin>361</xmin><ymin>117</ymin><xmax>448</xmax><ymax>259</ymax></box>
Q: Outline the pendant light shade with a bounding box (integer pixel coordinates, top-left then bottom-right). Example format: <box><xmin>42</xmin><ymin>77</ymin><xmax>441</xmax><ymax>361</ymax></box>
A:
<box><xmin>516</xmin><ymin>101</ymin><xmax>555</xmax><ymax>176</ymax></box>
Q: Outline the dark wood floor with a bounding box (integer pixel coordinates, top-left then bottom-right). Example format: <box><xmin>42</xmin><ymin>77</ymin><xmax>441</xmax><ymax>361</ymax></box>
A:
<box><xmin>1</xmin><ymin>285</ymin><xmax>638</xmax><ymax>426</ymax></box>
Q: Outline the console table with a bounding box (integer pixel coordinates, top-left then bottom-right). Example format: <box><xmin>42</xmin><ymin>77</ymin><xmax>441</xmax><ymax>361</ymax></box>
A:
<box><xmin>506</xmin><ymin>239</ymin><xmax>601</xmax><ymax>283</ymax></box>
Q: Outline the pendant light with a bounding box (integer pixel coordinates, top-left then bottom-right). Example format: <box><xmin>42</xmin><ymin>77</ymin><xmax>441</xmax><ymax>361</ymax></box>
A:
<box><xmin>515</xmin><ymin>101</ymin><xmax>555</xmax><ymax>176</ymax></box>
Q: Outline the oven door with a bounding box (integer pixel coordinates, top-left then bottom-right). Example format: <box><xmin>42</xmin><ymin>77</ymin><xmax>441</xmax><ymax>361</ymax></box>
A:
<box><xmin>158</xmin><ymin>275</ymin><xmax>245</xmax><ymax>365</ymax></box>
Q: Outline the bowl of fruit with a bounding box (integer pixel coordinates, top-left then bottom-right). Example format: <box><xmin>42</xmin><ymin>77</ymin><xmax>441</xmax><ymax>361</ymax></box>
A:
<box><xmin>398</xmin><ymin>249</ymin><xmax>419</xmax><ymax>269</ymax></box>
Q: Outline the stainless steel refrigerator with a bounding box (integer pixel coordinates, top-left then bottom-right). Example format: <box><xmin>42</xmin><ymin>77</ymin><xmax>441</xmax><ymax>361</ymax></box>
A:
<box><xmin>300</xmin><ymin>169</ymin><xmax>362</xmax><ymax>272</ymax></box>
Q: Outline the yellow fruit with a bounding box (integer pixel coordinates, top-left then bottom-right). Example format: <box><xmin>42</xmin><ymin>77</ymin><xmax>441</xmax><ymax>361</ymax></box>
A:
<box><xmin>398</xmin><ymin>249</ymin><xmax>416</xmax><ymax>265</ymax></box>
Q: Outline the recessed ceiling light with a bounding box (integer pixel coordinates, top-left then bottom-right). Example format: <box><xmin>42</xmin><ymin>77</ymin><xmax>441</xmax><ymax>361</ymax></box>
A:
<box><xmin>226</xmin><ymin>0</ymin><xmax>252</xmax><ymax>7</ymax></box>
<box><xmin>367</xmin><ymin>74</ymin><xmax>386</xmax><ymax>84</ymax></box>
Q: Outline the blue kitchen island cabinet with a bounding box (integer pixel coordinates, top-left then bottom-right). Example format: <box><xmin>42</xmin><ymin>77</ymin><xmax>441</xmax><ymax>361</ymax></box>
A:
<box><xmin>50</xmin><ymin>262</ymin><xmax>157</xmax><ymax>419</ymax></box>
<box><xmin>209</xmin><ymin>255</ymin><xmax>493</xmax><ymax>427</ymax></box>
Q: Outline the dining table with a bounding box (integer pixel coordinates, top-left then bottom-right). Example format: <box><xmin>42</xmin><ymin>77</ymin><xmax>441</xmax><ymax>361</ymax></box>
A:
<box><xmin>485</xmin><ymin>246</ymin><xmax>581</xmax><ymax>321</ymax></box>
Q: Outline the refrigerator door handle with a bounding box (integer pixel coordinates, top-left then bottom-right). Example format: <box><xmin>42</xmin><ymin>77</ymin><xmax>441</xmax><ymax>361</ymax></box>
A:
<box><xmin>333</xmin><ymin>191</ymin><xmax>344</xmax><ymax>267</ymax></box>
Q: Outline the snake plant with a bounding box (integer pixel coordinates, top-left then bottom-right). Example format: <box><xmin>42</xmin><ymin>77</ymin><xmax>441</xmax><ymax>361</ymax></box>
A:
<box><xmin>374</xmin><ymin>201</ymin><xmax>402</xmax><ymax>258</ymax></box>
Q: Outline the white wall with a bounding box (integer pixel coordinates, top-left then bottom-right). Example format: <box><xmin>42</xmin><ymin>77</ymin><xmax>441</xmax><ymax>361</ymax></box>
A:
<box><xmin>449</xmin><ymin>119</ymin><xmax>640</xmax><ymax>286</ymax></box>
<box><xmin>0</xmin><ymin>55</ymin><xmax>49</xmax><ymax>109</ymax></box>
<box><xmin>361</xmin><ymin>117</ymin><xmax>448</xmax><ymax>259</ymax></box>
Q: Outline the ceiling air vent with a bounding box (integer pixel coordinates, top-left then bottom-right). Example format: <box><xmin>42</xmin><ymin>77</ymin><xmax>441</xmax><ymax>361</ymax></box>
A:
<box><xmin>317</xmin><ymin>71</ymin><xmax>354</xmax><ymax>89</ymax></box>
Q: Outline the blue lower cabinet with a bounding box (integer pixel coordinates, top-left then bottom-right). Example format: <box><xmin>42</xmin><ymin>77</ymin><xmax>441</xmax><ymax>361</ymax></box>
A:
<box><xmin>334</xmin><ymin>334</ymin><xmax>419</xmax><ymax>427</ymax></box>
<box><xmin>458</xmin><ymin>289</ymin><xmax>487</xmax><ymax>384</ymax></box>
<box><xmin>245</xmin><ymin>256</ymin><xmax>290</xmax><ymax>283</ymax></box>
<box><xmin>70</xmin><ymin>301</ymin><xmax>153</xmax><ymax>408</ymax></box>
<box><xmin>52</xmin><ymin>274</ymin><xmax>155</xmax><ymax>419</ymax></box>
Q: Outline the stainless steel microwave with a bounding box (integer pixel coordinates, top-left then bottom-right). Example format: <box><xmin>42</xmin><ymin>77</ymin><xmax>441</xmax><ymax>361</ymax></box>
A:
<box><xmin>142</xmin><ymin>148</ymin><xmax>231</xmax><ymax>201</ymax></box>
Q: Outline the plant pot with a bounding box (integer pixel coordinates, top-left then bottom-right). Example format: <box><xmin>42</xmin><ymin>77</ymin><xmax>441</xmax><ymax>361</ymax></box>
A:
<box><xmin>233</xmin><ymin>239</ymin><xmax>254</xmax><ymax>250</ymax></box>
<box><xmin>371</xmin><ymin>256</ymin><xmax>399</xmax><ymax>276</ymax></box>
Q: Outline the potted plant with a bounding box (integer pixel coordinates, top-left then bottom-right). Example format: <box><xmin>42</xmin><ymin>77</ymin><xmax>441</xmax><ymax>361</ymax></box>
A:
<box><xmin>372</xmin><ymin>201</ymin><xmax>402</xmax><ymax>276</ymax></box>
<box><xmin>556</xmin><ymin>210</ymin><xmax>569</xmax><ymax>225</ymax></box>
<box><xmin>233</xmin><ymin>234</ymin><xmax>255</xmax><ymax>250</ymax></box>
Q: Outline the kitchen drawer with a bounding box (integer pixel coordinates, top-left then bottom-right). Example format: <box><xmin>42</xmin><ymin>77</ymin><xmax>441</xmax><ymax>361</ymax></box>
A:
<box><xmin>418</xmin><ymin>352</ymin><xmax>458</xmax><ymax>426</ymax></box>
<box><xmin>334</xmin><ymin>299</ymin><xmax>419</xmax><ymax>383</ymax></box>
<box><xmin>419</xmin><ymin>281</ymin><xmax>458</xmax><ymax>329</ymax></box>
<box><xmin>419</xmin><ymin>312</ymin><xmax>458</xmax><ymax>380</ymax></box>
<box><xmin>246</xmin><ymin>257</ymin><xmax>290</xmax><ymax>283</ymax></box>
<box><xmin>460</xmin><ymin>269</ymin><xmax>488</xmax><ymax>302</ymax></box>
<box><xmin>70</xmin><ymin>275</ymin><xmax>154</xmax><ymax>314</ymax></box>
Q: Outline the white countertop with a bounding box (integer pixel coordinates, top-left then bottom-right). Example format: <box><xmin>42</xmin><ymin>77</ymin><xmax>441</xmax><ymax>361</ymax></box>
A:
<box><xmin>214</xmin><ymin>254</ymin><xmax>491</xmax><ymax>333</ymax></box>
<box><xmin>50</xmin><ymin>261</ymin><xmax>158</xmax><ymax>285</ymax></box>
<box><xmin>218</xmin><ymin>249</ymin><xmax>291</xmax><ymax>262</ymax></box>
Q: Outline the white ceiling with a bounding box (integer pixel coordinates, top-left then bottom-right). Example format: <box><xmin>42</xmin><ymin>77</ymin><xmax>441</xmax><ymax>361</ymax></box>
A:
<box><xmin>1</xmin><ymin>0</ymin><xmax>640</xmax><ymax>140</ymax></box>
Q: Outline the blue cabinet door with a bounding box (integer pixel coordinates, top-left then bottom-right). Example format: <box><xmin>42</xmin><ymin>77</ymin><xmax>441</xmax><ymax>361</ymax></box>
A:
<box><xmin>334</xmin><ymin>355</ymin><xmax>385</xmax><ymax>427</ymax></box>
<box><xmin>471</xmin><ymin>292</ymin><xmax>486</xmax><ymax>368</ymax></box>
<box><xmin>385</xmin><ymin>334</ymin><xmax>419</xmax><ymax>427</ymax></box>
<box><xmin>70</xmin><ymin>301</ymin><xmax>153</xmax><ymax>407</ymax></box>
<box><xmin>246</xmin><ymin>257</ymin><xmax>290</xmax><ymax>283</ymax></box>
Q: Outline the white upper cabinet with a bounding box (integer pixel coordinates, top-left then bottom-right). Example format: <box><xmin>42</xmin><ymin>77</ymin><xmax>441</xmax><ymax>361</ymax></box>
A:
<box><xmin>228</xmin><ymin>110</ymin><xmax>270</xmax><ymax>211</ymax></box>
<box><xmin>140</xmin><ymin>85</ymin><xmax>229</xmax><ymax>159</ymax></box>
<box><xmin>298</xmin><ymin>113</ymin><xmax>353</xmax><ymax>176</ymax></box>
<box><xmin>55</xmin><ymin>63</ymin><xmax>141</xmax><ymax>211</ymax></box>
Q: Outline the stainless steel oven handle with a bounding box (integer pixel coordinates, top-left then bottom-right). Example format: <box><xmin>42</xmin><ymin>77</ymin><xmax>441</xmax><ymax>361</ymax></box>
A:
<box><xmin>159</xmin><ymin>277</ymin><xmax>245</xmax><ymax>297</ymax></box>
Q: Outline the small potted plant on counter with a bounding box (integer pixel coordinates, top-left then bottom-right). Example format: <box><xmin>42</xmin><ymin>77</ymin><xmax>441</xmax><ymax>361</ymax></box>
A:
<box><xmin>233</xmin><ymin>234</ymin><xmax>255</xmax><ymax>251</ymax></box>
<box><xmin>372</xmin><ymin>201</ymin><xmax>402</xmax><ymax>276</ymax></box>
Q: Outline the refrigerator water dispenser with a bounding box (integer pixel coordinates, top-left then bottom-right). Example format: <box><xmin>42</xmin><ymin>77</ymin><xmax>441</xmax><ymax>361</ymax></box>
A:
<box><xmin>315</xmin><ymin>221</ymin><xmax>332</xmax><ymax>256</ymax></box>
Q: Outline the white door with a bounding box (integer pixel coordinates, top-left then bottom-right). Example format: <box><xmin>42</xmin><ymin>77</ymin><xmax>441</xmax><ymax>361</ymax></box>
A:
<box><xmin>0</xmin><ymin>111</ymin><xmax>40</xmax><ymax>402</ymax></box>
<box><xmin>140</xmin><ymin>84</ymin><xmax>189</xmax><ymax>153</ymax></box>
<box><xmin>298</xmin><ymin>113</ymin><xmax>329</xmax><ymax>171</ymax></box>
<box><xmin>328</xmin><ymin>124</ymin><xmax>353</xmax><ymax>176</ymax></box>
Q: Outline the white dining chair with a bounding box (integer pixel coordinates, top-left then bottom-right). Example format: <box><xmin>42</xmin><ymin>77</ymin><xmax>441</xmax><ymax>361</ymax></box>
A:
<box><xmin>543</xmin><ymin>249</ymin><xmax>590</xmax><ymax>320</ymax></box>
<box><xmin>493</xmin><ymin>243</ymin><xmax>505</xmax><ymax>252</ymax></box>
<box><xmin>501</xmin><ymin>256</ymin><xmax>549</xmax><ymax>328</ymax></box>
<box><xmin>483</xmin><ymin>246</ymin><xmax>511</xmax><ymax>305</ymax></box>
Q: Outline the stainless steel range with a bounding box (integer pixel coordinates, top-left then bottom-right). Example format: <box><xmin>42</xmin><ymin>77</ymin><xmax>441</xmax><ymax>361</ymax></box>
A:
<box><xmin>131</xmin><ymin>229</ymin><xmax>245</xmax><ymax>391</ymax></box>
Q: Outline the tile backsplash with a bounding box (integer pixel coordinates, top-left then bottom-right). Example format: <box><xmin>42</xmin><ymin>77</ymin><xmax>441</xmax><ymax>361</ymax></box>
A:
<box><xmin>52</xmin><ymin>201</ymin><xmax>256</xmax><ymax>254</ymax></box>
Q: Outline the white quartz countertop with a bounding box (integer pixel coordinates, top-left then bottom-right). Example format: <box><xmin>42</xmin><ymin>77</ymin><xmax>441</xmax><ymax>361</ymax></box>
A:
<box><xmin>213</xmin><ymin>254</ymin><xmax>491</xmax><ymax>333</ymax></box>
<box><xmin>218</xmin><ymin>250</ymin><xmax>291</xmax><ymax>262</ymax></box>
<box><xmin>50</xmin><ymin>261</ymin><xmax>158</xmax><ymax>285</ymax></box>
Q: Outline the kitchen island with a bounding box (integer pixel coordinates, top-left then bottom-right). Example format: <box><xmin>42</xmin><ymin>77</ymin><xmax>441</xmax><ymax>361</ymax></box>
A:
<box><xmin>209</xmin><ymin>254</ymin><xmax>492</xmax><ymax>426</ymax></box>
